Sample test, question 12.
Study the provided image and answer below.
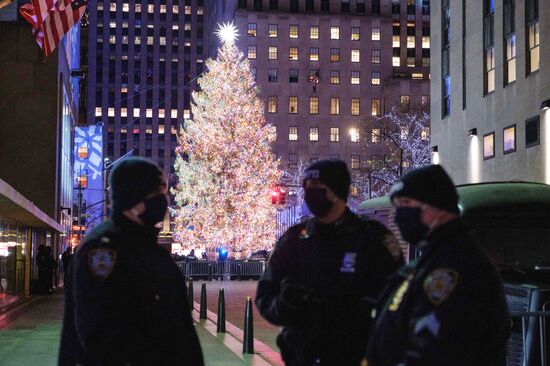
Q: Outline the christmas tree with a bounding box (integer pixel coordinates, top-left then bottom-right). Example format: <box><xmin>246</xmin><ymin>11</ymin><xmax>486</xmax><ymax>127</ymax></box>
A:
<box><xmin>172</xmin><ymin>23</ymin><xmax>280</xmax><ymax>253</ymax></box>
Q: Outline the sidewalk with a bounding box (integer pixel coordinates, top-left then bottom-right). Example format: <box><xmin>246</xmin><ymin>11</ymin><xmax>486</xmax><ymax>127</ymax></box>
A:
<box><xmin>0</xmin><ymin>284</ymin><xmax>282</xmax><ymax>366</ymax></box>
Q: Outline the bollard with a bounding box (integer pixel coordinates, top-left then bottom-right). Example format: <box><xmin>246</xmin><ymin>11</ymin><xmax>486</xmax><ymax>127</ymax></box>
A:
<box><xmin>187</xmin><ymin>278</ymin><xmax>194</xmax><ymax>311</ymax></box>
<box><xmin>217</xmin><ymin>288</ymin><xmax>226</xmax><ymax>333</ymax></box>
<box><xmin>200</xmin><ymin>282</ymin><xmax>207</xmax><ymax>319</ymax></box>
<box><xmin>243</xmin><ymin>296</ymin><xmax>254</xmax><ymax>354</ymax></box>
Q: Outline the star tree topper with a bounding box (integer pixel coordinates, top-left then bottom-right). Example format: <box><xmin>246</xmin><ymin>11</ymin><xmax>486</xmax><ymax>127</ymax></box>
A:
<box><xmin>215</xmin><ymin>22</ymin><xmax>239</xmax><ymax>45</ymax></box>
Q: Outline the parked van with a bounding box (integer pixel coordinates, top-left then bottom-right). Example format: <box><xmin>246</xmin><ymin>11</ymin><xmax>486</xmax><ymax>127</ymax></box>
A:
<box><xmin>358</xmin><ymin>182</ymin><xmax>550</xmax><ymax>366</ymax></box>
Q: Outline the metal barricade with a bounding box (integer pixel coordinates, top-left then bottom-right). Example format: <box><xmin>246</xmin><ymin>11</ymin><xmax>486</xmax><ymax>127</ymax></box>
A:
<box><xmin>507</xmin><ymin>310</ymin><xmax>549</xmax><ymax>366</ymax></box>
<box><xmin>175</xmin><ymin>259</ymin><xmax>266</xmax><ymax>281</ymax></box>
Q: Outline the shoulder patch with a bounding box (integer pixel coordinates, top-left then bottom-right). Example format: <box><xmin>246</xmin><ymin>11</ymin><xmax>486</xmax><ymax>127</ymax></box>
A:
<box><xmin>88</xmin><ymin>248</ymin><xmax>117</xmax><ymax>280</ymax></box>
<box><xmin>423</xmin><ymin>268</ymin><xmax>459</xmax><ymax>306</ymax></box>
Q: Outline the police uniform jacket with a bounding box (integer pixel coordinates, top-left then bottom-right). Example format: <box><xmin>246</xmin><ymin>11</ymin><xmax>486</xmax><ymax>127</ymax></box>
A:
<box><xmin>255</xmin><ymin>209</ymin><xmax>403</xmax><ymax>366</ymax></box>
<box><xmin>367</xmin><ymin>219</ymin><xmax>510</xmax><ymax>366</ymax></box>
<box><xmin>58</xmin><ymin>218</ymin><xmax>204</xmax><ymax>366</ymax></box>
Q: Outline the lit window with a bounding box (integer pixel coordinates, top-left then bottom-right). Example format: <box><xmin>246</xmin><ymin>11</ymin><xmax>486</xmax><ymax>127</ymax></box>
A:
<box><xmin>407</xmin><ymin>56</ymin><xmax>416</xmax><ymax>67</ymax></box>
<box><xmin>330</xmin><ymin>128</ymin><xmax>340</xmax><ymax>142</ymax></box>
<box><xmin>133</xmin><ymin>108</ymin><xmax>140</xmax><ymax>117</ymax></box>
<box><xmin>351</xmin><ymin>49</ymin><xmax>360</xmax><ymax>62</ymax></box>
<box><xmin>351</xmin><ymin>27</ymin><xmax>360</xmax><ymax>40</ymax></box>
<box><xmin>330</xmin><ymin>98</ymin><xmax>340</xmax><ymax>115</ymax></box>
<box><xmin>108</xmin><ymin>108</ymin><xmax>115</xmax><ymax>117</ymax></box>
<box><xmin>372</xmin><ymin>128</ymin><xmax>381</xmax><ymax>143</ymax></box>
<box><xmin>371</xmin><ymin>27</ymin><xmax>380</xmax><ymax>40</ymax></box>
<box><xmin>184</xmin><ymin>5</ymin><xmax>191</xmax><ymax>14</ymax></box>
<box><xmin>421</xmin><ymin>127</ymin><xmax>430</xmax><ymax>141</ymax></box>
<box><xmin>160</xmin><ymin>4</ymin><xmax>166</xmax><ymax>13</ymax></box>
<box><xmin>503</xmin><ymin>125</ymin><xmax>516</xmax><ymax>153</ymax></box>
<box><xmin>289</xmin><ymin>96</ymin><xmax>298</xmax><ymax>113</ymax></box>
<box><xmin>330</xmin><ymin>48</ymin><xmax>340</xmax><ymax>62</ymax></box>
<box><xmin>289</xmin><ymin>47</ymin><xmax>298</xmax><ymax>60</ymax></box>
<box><xmin>351</xmin><ymin>98</ymin><xmax>360</xmax><ymax>116</ymax></box>
<box><xmin>422</xmin><ymin>36</ymin><xmax>430</xmax><ymax>48</ymax></box>
<box><xmin>421</xmin><ymin>95</ymin><xmax>430</xmax><ymax>106</ymax></box>
<box><xmin>147</xmin><ymin>4</ymin><xmax>154</xmax><ymax>13</ymax></box>
<box><xmin>310</xmin><ymin>97</ymin><xmax>319</xmax><ymax>114</ymax></box>
<box><xmin>122</xmin><ymin>3</ymin><xmax>129</xmax><ymax>12</ymax></box>
<box><xmin>248</xmin><ymin>23</ymin><xmax>257</xmax><ymax>37</ymax></box>
<box><xmin>268</xmin><ymin>96</ymin><xmax>277</xmax><ymax>113</ymax></box>
<box><xmin>159</xmin><ymin>125</ymin><xmax>165</xmax><ymax>134</ymax></box>
<box><xmin>310</xmin><ymin>25</ymin><xmax>319</xmax><ymax>39</ymax></box>
<box><xmin>135</xmin><ymin>36</ymin><xmax>141</xmax><ymax>44</ymax></box>
<box><xmin>95</xmin><ymin>107</ymin><xmax>102</xmax><ymax>117</ymax></box>
<box><xmin>247</xmin><ymin>45</ymin><xmax>257</xmax><ymax>59</ymax></box>
<box><xmin>407</xmin><ymin>36</ymin><xmax>415</xmax><ymax>48</ymax></box>
<box><xmin>483</xmin><ymin>132</ymin><xmax>495</xmax><ymax>159</ymax></box>
<box><xmin>309</xmin><ymin>127</ymin><xmax>319</xmax><ymax>141</ymax></box>
<box><xmin>289</xmin><ymin>127</ymin><xmax>298</xmax><ymax>141</ymax></box>
<box><xmin>528</xmin><ymin>22</ymin><xmax>539</xmax><ymax>73</ymax></box>
<box><xmin>268</xmin><ymin>68</ymin><xmax>278</xmax><ymax>82</ymax></box>
<box><xmin>400</xmin><ymin>95</ymin><xmax>410</xmax><ymax>111</ymax></box>
<box><xmin>110</xmin><ymin>3</ymin><xmax>116</xmax><ymax>11</ymax></box>
<box><xmin>350</xmin><ymin>128</ymin><xmax>360</xmax><ymax>142</ymax></box>
<box><xmin>173</xmin><ymin>5</ymin><xmax>179</xmax><ymax>13</ymax></box>
<box><xmin>290</xmin><ymin>25</ymin><xmax>299</xmax><ymax>38</ymax></box>
<box><xmin>171</xmin><ymin>110</ymin><xmax>178</xmax><ymax>119</ymax></box>
<box><xmin>371</xmin><ymin>50</ymin><xmax>381</xmax><ymax>63</ymax></box>
<box><xmin>269</xmin><ymin>46</ymin><xmax>278</xmax><ymax>60</ymax></box>
<box><xmin>331</xmin><ymin>26</ymin><xmax>340</xmax><ymax>39</ymax></box>
<box><xmin>97</xmin><ymin>2</ymin><xmax>104</xmax><ymax>10</ymax></box>
<box><xmin>77</xmin><ymin>170</ymin><xmax>88</xmax><ymax>188</ymax></box>
<box><xmin>371</xmin><ymin>71</ymin><xmax>381</xmax><ymax>85</ymax></box>
<box><xmin>330</xmin><ymin>71</ymin><xmax>340</xmax><ymax>84</ymax></box>
<box><xmin>121</xmin><ymin>108</ymin><xmax>128</xmax><ymax>117</ymax></box>
<box><xmin>268</xmin><ymin>24</ymin><xmax>278</xmax><ymax>37</ymax></box>
<box><xmin>351</xmin><ymin>71</ymin><xmax>360</xmax><ymax>84</ymax></box>
<box><xmin>371</xmin><ymin>99</ymin><xmax>381</xmax><ymax>116</ymax></box>
<box><xmin>393</xmin><ymin>35</ymin><xmax>400</xmax><ymax>47</ymax></box>
<box><xmin>109</xmin><ymin>35</ymin><xmax>116</xmax><ymax>44</ymax></box>
<box><xmin>310</xmin><ymin>47</ymin><xmax>319</xmax><ymax>61</ymax></box>
<box><xmin>197</xmin><ymin>7</ymin><xmax>203</xmax><ymax>15</ymax></box>
<box><xmin>506</xmin><ymin>34</ymin><xmax>517</xmax><ymax>84</ymax></box>
<box><xmin>146</xmin><ymin>109</ymin><xmax>153</xmax><ymax>118</ymax></box>
<box><xmin>158</xmin><ymin>109</ymin><xmax>165</xmax><ymax>118</ymax></box>
<box><xmin>486</xmin><ymin>47</ymin><xmax>495</xmax><ymax>93</ymax></box>
<box><xmin>351</xmin><ymin>155</ymin><xmax>360</xmax><ymax>169</ymax></box>
<box><xmin>147</xmin><ymin>36</ymin><xmax>154</xmax><ymax>45</ymax></box>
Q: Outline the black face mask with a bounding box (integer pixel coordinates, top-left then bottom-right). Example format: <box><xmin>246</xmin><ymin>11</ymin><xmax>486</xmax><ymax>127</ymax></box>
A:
<box><xmin>394</xmin><ymin>207</ymin><xmax>429</xmax><ymax>245</ymax></box>
<box><xmin>138</xmin><ymin>194</ymin><xmax>168</xmax><ymax>226</ymax></box>
<box><xmin>304</xmin><ymin>188</ymin><xmax>333</xmax><ymax>218</ymax></box>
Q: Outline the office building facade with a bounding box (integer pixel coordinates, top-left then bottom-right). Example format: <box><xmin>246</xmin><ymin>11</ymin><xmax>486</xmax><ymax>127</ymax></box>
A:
<box><xmin>431</xmin><ymin>0</ymin><xmax>550</xmax><ymax>184</ymax></box>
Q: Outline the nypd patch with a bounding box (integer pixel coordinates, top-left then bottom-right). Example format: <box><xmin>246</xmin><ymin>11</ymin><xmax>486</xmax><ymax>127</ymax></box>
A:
<box><xmin>340</xmin><ymin>252</ymin><xmax>357</xmax><ymax>273</ymax></box>
<box><xmin>88</xmin><ymin>248</ymin><xmax>117</xmax><ymax>280</ymax></box>
<box><xmin>423</xmin><ymin>268</ymin><xmax>458</xmax><ymax>305</ymax></box>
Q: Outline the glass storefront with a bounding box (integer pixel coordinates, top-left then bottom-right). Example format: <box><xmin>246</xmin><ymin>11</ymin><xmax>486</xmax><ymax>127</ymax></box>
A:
<box><xmin>0</xmin><ymin>213</ymin><xmax>56</xmax><ymax>307</ymax></box>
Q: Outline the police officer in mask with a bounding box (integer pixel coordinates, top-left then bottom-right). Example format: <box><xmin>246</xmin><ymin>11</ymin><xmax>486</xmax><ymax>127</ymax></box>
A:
<box><xmin>256</xmin><ymin>159</ymin><xmax>403</xmax><ymax>366</ymax></box>
<box><xmin>58</xmin><ymin>158</ymin><xmax>204</xmax><ymax>366</ymax></box>
<box><xmin>366</xmin><ymin>165</ymin><xmax>509</xmax><ymax>366</ymax></box>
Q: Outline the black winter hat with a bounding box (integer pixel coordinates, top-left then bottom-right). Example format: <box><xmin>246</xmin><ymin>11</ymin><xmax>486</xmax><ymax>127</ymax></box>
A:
<box><xmin>389</xmin><ymin>165</ymin><xmax>459</xmax><ymax>214</ymax></box>
<box><xmin>302</xmin><ymin>159</ymin><xmax>351</xmax><ymax>201</ymax></box>
<box><xmin>109</xmin><ymin>157</ymin><xmax>164</xmax><ymax>216</ymax></box>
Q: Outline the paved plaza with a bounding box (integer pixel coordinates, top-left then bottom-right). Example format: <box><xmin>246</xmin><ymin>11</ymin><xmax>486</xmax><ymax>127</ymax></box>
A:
<box><xmin>0</xmin><ymin>281</ymin><xmax>282</xmax><ymax>366</ymax></box>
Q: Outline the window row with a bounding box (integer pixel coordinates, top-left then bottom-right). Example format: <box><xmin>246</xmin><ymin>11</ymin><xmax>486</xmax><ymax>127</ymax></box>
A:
<box><xmin>97</xmin><ymin>3</ymin><xmax>203</xmax><ymax>15</ymax></box>
<box><xmin>95</xmin><ymin>107</ymin><xmax>189</xmax><ymax>120</ymax></box>
<box><xmin>267</xmin><ymin>97</ymin><xmax>383</xmax><ymax>116</ymax></box>
<box><xmin>247</xmin><ymin>24</ymin><xmax>381</xmax><ymax>41</ymax></box>
<box><xmin>265</xmin><ymin>69</ymin><xmax>382</xmax><ymax>85</ymax></box>
<box><xmin>248</xmin><ymin>46</ymin><xmax>365</xmax><ymax>62</ymax></box>
<box><xmin>285</xmin><ymin>127</ymin><xmax>378</xmax><ymax>143</ymax></box>
<box><xmin>482</xmin><ymin>116</ymin><xmax>540</xmax><ymax>159</ymax></box>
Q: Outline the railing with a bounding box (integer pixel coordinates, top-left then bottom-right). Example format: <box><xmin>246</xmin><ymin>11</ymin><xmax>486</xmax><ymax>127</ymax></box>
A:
<box><xmin>507</xmin><ymin>310</ymin><xmax>550</xmax><ymax>366</ymax></box>
<box><xmin>176</xmin><ymin>260</ymin><xmax>266</xmax><ymax>281</ymax></box>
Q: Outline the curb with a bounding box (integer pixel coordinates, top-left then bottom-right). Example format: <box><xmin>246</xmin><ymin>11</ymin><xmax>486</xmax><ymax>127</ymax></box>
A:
<box><xmin>0</xmin><ymin>295</ymin><xmax>45</xmax><ymax>329</ymax></box>
<box><xmin>191</xmin><ymin>300</ymin><xmax>284</xmax><ymax>366</ymax></box>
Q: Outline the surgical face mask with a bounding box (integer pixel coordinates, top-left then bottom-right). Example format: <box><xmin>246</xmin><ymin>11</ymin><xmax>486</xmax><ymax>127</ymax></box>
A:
<box><xmin>304</xmin><ymin>187</ymin><xmax>333</xmax><ymax>218</ymax></box>
<box><xmin>394</xmin><ymin>207</ymin><xmax>429</xmax><ymax>245</ymax></box>
<box><xmin>138</xmin><ymin>194</ymin><xmax>168</xmax><ymax>226</ymax></box>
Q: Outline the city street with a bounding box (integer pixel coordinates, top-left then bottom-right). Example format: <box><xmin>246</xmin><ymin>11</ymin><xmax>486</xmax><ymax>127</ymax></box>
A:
<box><xmin>0</xmin><ymin>282</ymin><xmax>282</xmax><ymax>366</ymax></box>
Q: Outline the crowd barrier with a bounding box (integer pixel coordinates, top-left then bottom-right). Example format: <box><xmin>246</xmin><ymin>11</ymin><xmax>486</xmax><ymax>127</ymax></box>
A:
<box><xmin>176</xmin><ymin>260</ymin><xmax>266</xmax><ymax>281</ymax></box>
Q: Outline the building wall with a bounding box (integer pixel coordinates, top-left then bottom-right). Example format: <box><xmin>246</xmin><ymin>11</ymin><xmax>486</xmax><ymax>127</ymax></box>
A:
<box><xmin>431</xmin><ymin>0</ymin><xmax>550</xmax><ymax>184</ymax></box>
<box><xmin>87</xmin><ymin>0</ymin><xmax>208</xmax><ymax>187</ymax></box>
<box><xmin>217</xmin><ymin>0</ymin><xmax>430</xmax><ymax>169</ymax></box>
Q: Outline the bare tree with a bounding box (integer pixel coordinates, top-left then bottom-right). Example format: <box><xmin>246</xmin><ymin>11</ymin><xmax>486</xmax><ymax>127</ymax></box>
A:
<box><xmin>354</xmin><ymin>108</ymin><xmax>431</xmax><ymax>200</ymax></box>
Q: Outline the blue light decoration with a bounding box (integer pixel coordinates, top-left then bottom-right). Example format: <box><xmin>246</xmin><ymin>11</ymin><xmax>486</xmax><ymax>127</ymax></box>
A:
<box><xmin>74</xmin><ymin>125</ymin><xmax>103</xmax><ymax>233</ymax></box>
<box><xmin>218</xmin><ymin>247</ymin><xmax>229</xmax><ymax>261</ymax></box>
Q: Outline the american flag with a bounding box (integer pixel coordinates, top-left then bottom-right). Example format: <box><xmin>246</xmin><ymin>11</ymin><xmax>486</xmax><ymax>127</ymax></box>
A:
<box><xmin>19</xmin><ymin>0</ymin><xmax>87</xmax><ymax>57</ymax></box>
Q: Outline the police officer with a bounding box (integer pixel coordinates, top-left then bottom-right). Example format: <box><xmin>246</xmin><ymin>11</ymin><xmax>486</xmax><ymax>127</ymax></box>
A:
<box><xmin>256</xmin><ymin>159</ymin><xmax>403</xmax><ymax>366</ymax></box>
<box><xmin>58</xmin><ymin>158</ymin><xmax>204</xmax><ymax>366</ymax></box>
<box><xmin>366</xmin><ymin>165</ymin><xmax>510</xmax><ymax>366</ymax></box>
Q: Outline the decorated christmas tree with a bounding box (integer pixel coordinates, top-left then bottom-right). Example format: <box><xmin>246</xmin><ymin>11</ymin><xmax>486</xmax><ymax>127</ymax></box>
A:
<box><xmin>171</xmin><ymin>23</ymin><xmax>280</xmax><ymax>253</ymax></box>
